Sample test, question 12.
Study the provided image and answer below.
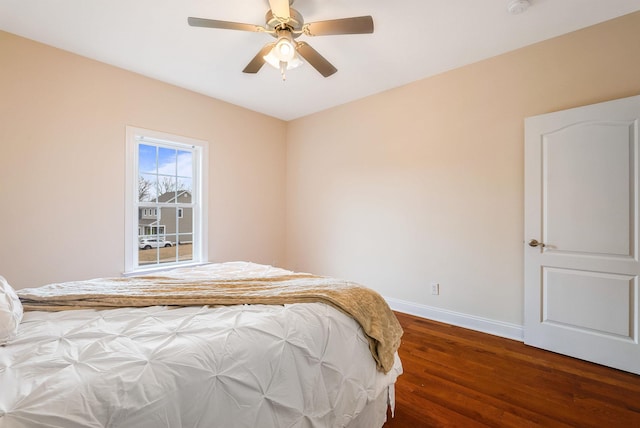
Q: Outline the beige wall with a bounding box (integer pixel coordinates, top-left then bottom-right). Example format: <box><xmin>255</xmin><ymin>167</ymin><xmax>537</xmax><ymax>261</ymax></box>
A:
<box><xmin>285</xmin><ymin>12</ymin><xmax>640</xmax><ymax>325</ymax></box>
<box><xmin>2</xmin><ymin>12</ymin><xmax>640</xmax><ymax>328</ymax></box>
<box><xmin>0</xmin><ymin>31</ymin><xmax>287</xmax><ymax>289</ymax></box>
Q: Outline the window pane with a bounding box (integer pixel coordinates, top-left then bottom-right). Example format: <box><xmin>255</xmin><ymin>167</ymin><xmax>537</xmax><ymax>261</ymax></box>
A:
<box><xmin>177</xmin><ymin>241</ymin><xmax>193</xmax><ymax>262</ymax></box>
<box><xmin>177</xmin><ymin>150</ymin><xmax>193</xmax><ymax>178</ymax></box>
<box><xmin>138</xmin><ymin>217</ymin><xmax>157</xmax><ymax>239</ymax></box>
<box><xmin>138</xmin><ymin>250</ymin><xmax>157</xmax><ymax>266</ymax></box>
<box><xmin>158</xmin><ymin>234</ymin><xmax>177</xmax><ymax>264</ymax></box>
<box><xmin>158</xmin><ymin>147</ymin><xmax>177</xmax><ymax>175</ymax></box>
<box><xmin>139</xmin><ymin>174</ymin><xmax>158</xmax><ymax>202</ymax></box>
<box><xmin>158</xmin><ymin>176</ymin><xmax>177</xmax><ymax>202</ymax></box>
<box><xmin>139</xmin><ymin>144</ymin><xmax>157</xmax><ymax>174</ymax></box>
<box><xmin>177</xmin><ymin>207</ymin><xmax>193</xmax><ymax>242</ymax></box>
<box><xmin>138</xmin><ymin>236</ymin><xmax>159</xmax><ymax>266</ymax></box>
<box><xmin>162</xmin><ymin>207</ymin><xmax>176</xmax><ymax>233</ymax></box>
<box><xmin>178</xmin><ymin>178</ymin><xmax>193</xmax><ymax>196</ymax></box>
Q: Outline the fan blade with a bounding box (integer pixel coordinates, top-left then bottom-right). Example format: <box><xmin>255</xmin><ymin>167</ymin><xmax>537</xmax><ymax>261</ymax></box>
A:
<box><xmin>188</xmin><ymin>17</ymin><xmax>263</xmax><ymax>32</ymax></box>
<box><xmin>304</xmin><ymin>16</ymin><xmax>374</xmax><ymax>36</ymax></box>
<box><xmin>268</xmin><ymin>0</ymin><xmax>291</xmax><ymax>21</ymax></box>
<box><xmin>296</xmin><ymin>42</ymin><xmax>337</xmax><ymax>77</ymax></box>
<box><xmin>243</xmin><ymin>43</ymin><xmax>276</xmax><ymax>74</ymax></box>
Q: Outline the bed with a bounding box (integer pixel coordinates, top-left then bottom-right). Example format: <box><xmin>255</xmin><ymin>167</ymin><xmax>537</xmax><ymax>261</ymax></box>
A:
<box><xmin>0</xmin><ymin>262</ymin><xmax>403</xmax><ymax>428</ymax></box>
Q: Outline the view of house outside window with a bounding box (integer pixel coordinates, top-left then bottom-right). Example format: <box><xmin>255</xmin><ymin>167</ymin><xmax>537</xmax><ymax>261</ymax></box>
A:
<box><xmin>137</xmin><ymin>143</ymin><xmax>194</xmax><ymax>266</ymax></box>
<box><xmin>125</xmin><ymin>126</ymin><xmax>207</xmax><ymax>273</ymax></box>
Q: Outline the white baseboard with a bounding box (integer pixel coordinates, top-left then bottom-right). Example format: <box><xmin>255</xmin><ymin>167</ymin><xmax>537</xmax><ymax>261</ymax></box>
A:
<box><xmin>385</xmin><ymin>297</ymin><xmax>524</xmax><ymax>342</ymax></box>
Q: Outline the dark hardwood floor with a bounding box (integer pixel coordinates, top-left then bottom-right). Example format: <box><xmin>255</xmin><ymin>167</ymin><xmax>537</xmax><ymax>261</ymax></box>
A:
<box><xmin>384</xmin><ymin>312</ymin><xmax>640</xmax><ymax>427</ymax></box>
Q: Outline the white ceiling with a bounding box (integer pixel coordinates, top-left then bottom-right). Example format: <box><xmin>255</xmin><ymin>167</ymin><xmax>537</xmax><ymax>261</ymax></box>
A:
<box><xmin>1</xmin><ymin>0</ymin><xmax>639</xmax><ymax>121</ymax></box>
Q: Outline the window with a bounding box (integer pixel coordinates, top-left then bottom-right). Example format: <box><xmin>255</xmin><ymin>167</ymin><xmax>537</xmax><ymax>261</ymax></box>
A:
<box><xmin>125</xmin><ymin>126</ymin><xmax>208</xmax><ymax>273</ymax></box>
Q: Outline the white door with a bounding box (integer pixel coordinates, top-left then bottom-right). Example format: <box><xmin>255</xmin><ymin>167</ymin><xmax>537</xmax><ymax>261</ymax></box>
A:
<box><xmin>524</xmin><ymin>95</ymin><xmax>640</xmax><ymax>375</ymax></box>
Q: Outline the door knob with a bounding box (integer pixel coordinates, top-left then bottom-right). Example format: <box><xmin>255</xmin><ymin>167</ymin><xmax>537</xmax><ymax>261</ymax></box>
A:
<box><xmin>528</xmin><ymin>239</ymin><xmax>545</xmax><ymax>248</ymax></box>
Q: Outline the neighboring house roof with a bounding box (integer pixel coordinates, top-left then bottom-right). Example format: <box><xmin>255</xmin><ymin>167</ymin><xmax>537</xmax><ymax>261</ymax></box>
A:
<box><xmin>157</xmin><ymin>190</ymin><xmax>191</xmax><ymax>203</ymax></box>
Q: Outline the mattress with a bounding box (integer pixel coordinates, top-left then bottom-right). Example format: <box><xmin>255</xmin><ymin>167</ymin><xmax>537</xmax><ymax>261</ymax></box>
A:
<box><xmin>0</xmin><ymin>263</ymin><xmax>402</xmax><ymax>427</ymax></box>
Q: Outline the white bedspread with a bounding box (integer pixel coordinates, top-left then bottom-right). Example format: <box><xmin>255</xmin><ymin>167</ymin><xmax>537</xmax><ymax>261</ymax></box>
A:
<box><xmin>0</xmin><ymin>279</ymin><xmax>402</xmax><ymax>427</ymax></box>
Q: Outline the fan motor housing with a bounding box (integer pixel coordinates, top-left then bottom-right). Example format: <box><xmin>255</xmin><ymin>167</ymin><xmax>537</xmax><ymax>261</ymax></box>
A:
<box><xmin>266</xmin><ymin>8</ymin><xmax>304</xmax><ymax>36</ymax></box>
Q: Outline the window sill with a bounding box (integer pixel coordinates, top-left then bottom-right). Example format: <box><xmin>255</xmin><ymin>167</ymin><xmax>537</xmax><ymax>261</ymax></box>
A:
<box><xmin>122</xmin><ymin>262</ymin><xmax>211</xmax><ymax>277</ymax></box>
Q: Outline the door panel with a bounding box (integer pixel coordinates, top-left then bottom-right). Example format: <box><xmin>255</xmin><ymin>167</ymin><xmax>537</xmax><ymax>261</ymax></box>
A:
<box><xmin>543</xmin><ymin>267</ymin><xmax>633</xmax><ymax>338</ymax></box>
<box><xmin>544</xmin><ymin>122</ymin><xmax>633</xmax><ymax>256</ymax></box>
<box><xmin>524</xmin><ymin>95</ymin><xmax>640</xmax><ymax>375</ymax></box>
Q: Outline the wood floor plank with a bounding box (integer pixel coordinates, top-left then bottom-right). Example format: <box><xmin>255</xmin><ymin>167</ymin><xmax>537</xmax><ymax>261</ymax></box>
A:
<box><xmin>384</xmin><ymin>312</ymin><xmax>640</xmax><ymax>427</ymax></box>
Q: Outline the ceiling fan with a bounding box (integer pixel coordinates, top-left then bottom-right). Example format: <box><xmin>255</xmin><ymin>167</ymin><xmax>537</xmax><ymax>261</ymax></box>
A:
<box><xmin>187</xmin><ymin>0</ymin><xmax>374</xmax><ymax>80</ymax></box>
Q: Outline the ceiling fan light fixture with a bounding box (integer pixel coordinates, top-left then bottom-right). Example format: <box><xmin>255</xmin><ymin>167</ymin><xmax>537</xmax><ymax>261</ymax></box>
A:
<box><xmin>263</xmin><ymin>32</ymin><xmax>303</xmax><ymax>80</ymax></box>
<box><xmin>263</xmin><ymin>50</ymin><xmax>303</xmax><ymax>70</ymax></box>
<box><xmin>273</xmin><ymin>36</ymin><xmax>296</xmax><ymax>62</ymax></box>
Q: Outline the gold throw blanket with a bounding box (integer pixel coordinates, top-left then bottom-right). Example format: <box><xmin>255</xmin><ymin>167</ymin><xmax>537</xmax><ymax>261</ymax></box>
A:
<box><xmin>18</xmin><ymin>267</ymin><xmax>403</xmax><ymax>373</ymax></box>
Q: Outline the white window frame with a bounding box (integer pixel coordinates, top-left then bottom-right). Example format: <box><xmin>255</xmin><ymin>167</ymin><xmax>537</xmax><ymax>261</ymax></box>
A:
<box><xmin>124</xmin><ymin>126</ymin><xmax>208</xmax><ymax>274</ymax></box>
